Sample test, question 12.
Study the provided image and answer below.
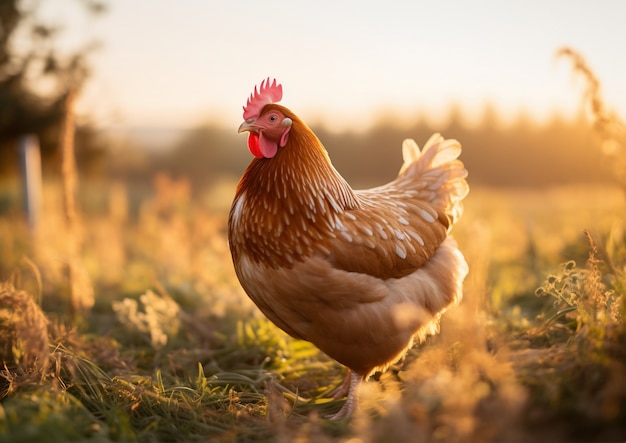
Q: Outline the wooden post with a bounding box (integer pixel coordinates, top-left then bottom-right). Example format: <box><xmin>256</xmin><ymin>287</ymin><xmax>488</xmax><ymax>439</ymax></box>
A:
<box><xmin>60</xmin><ymin>89</ymin><xmax>94</xmax><ymax>322</ymax></box>
<box><xmin>61</xmin><ymin>90</ymin><xmax>78</xmax><ymax>226</ymax></box>
<box><xmin>19</xmin><ymin>135</ymin><xmax>43</xmax><ymax>230</ymax></box>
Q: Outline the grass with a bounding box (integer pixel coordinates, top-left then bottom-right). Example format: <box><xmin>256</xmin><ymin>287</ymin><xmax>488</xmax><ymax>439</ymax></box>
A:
<box><xmin>0</xmin><ymin>180</ymin><xmax>624</xmax><ymax>443</ymax></box>
<box><xmin>1</xmin><ymin>48</ymin><xmax>625</xmax><ymax>443</ymax></box>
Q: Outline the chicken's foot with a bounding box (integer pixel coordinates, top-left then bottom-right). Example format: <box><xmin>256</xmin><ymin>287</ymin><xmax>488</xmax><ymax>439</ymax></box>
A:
<box><xmin>327</xmin><ymin>371</ymin><xmax>361</xmax><ymax>420</ymax></box>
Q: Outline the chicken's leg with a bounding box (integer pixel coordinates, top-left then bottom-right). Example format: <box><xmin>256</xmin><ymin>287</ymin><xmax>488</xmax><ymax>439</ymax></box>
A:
<box><xmin>327</xmin><ymin>371</ymin><xmax>361</xmax><ymax>420</ymax></box>
<box><xmin>328</xmin><ymin>370</ymin><xmax>352</xmax><ymax>399</ymax></box>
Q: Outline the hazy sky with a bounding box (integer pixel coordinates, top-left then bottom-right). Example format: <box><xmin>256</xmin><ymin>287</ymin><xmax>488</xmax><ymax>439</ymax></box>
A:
<box><xmin>41</xmin><ymin>0</ymin><xmax>626</xmax><ymax>131</ymax></box>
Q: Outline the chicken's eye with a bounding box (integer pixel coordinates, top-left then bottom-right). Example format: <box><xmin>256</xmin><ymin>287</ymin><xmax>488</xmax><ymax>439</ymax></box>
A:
<box><xmin>269</xmin><ymin>114</ymin><xmax>278</xmax><ymax>122</ymax></box>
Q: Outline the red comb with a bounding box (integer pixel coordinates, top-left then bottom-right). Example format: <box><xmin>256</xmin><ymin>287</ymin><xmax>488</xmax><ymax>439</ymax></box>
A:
<box><xmin>243</xmin><ymin>78</ymin><xmax>283</xmax><ymax>120</ymax></box>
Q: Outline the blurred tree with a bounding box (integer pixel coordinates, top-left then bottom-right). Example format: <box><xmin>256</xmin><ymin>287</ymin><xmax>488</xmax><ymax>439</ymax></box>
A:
<box><xmin>162</xmin><ymin>108</ymin><xmax>611</xmax><ymax>192</ymax></box>
<box><xmin>0</xmin><ymin>0</ymin><xmax>107</xmax><ymax>176</ymax></box>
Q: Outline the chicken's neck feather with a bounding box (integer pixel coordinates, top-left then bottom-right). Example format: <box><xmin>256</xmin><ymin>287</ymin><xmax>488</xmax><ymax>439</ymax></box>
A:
<box><xmin>230</xmin><ymin>111</ymin><xmax>359</xmax><ymax>268</ymax></box>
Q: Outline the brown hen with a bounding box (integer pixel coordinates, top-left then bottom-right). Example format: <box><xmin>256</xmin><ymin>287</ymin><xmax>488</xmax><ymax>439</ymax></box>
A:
<box><xmin>228</xmin><ymin>78</ymin><xmax>468</xmax><ymax>419</ymax></box>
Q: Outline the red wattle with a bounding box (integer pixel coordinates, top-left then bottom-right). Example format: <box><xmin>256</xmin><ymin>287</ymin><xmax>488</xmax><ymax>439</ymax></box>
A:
<box><xmin>247</xmin><ymin>133</ymin><xmax>263</xmax><ymax>158</ymax></box>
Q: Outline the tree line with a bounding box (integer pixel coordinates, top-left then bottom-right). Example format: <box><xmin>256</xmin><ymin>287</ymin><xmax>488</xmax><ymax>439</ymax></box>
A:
<box><xmin>154</xmin><ymin>107</ymin><xmax>611</xmax><ymax>190</ymax></box>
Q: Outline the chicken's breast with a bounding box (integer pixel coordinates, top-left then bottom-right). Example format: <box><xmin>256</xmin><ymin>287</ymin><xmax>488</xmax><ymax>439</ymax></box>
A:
<box><xmin>233</xmin><ymin>236</ymin><xmax>467</xmax><ymax>377</ymax></box>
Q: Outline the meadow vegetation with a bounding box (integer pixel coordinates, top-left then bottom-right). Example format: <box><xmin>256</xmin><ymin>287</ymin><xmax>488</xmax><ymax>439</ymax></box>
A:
<box><xmin>1</xmin><ymin>49</ymin><xmax>625</xmax><ymax>442</ymax></box>
<box><xmin>0</xmin><ymin>179</ymin><xmax>624</xmax><ymax>443</ymax></box>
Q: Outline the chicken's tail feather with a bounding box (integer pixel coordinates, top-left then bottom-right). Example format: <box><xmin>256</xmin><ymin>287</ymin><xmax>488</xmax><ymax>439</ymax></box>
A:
<box><xmin>398</xmin><ymin>133</ymin><xmax>468</xmax><ymax>226</ymax></box>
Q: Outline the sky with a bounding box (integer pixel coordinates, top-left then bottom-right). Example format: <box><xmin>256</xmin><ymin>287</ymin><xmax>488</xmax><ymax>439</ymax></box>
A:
<box><xmin>38</xmin><ymin>0</ymin><xmax>626</xmax><ymax>132</ymax></box>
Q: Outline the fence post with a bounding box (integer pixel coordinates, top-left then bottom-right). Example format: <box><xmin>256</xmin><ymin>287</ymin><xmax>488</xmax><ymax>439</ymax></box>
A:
<box><xmin>19</xmin><ymin>134</ymin><xmax>43</xmax><ymax>230</ymax></box>
<box><xmin>60</xmin><ymin>89</ymin><xmax>94</xmax><ymax>322</ymax></box>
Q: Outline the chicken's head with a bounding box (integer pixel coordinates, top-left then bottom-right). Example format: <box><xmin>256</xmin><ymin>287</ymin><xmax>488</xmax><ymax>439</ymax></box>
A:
<box><xmin>239</xmin><ymin>78</ymin><xmax>292</xmax><ymax>159</ymax></box>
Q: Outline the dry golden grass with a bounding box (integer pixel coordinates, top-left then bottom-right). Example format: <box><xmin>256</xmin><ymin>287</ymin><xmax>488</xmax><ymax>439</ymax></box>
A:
<box><xmin>0</xmin><ymin>281</ymin><xmax>50</xmax><ymax>399</ymax></box>
<box><xmin>0</xmin><ymin>176</ymin><xmax>624</xmax><ymax>442</ymax></box>
<box><xmin>558</xmin><ymin>47</ymin><xmax>626</xmax><ymax>195</ymax></box>
<box><xmin>0</xmin><ymin>48</ymin><xmax>624</xmax><ymax>443</ymax></box>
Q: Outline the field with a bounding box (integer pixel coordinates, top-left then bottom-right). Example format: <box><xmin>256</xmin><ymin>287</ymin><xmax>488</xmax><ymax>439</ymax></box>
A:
<box><xmin>0</xmin><ymin>177</ymin><xmax>624</xmax><ymax>443</ymax></box>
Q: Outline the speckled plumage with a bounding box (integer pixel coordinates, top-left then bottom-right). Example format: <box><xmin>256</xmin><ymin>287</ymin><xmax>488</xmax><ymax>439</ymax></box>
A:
<box><xmin>228</xmin><ymin>95</ymin><xmax>468</xmax><ymax>419</ymax></box>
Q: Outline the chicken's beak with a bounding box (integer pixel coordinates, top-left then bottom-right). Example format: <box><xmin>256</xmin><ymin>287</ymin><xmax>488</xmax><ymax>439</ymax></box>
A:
<box><xmin>238</xmin><ymin>120</ymin><xmax>257</xmax><ymax>134</ymax></box>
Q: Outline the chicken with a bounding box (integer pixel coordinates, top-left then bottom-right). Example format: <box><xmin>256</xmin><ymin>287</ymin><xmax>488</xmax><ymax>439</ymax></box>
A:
<box><xmin>228</xmin><ymin>78</ymin><xmax>469</xmax><ymax>419</ymax></box>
